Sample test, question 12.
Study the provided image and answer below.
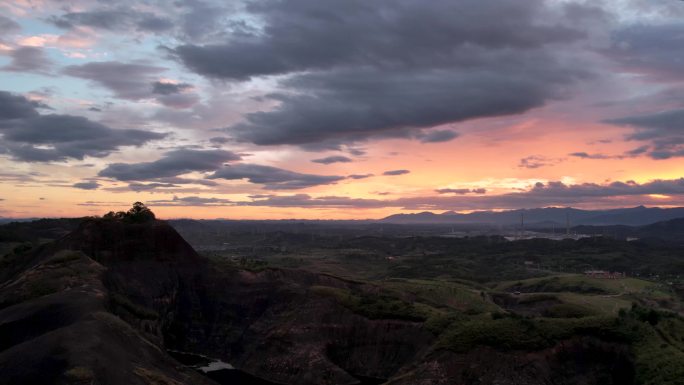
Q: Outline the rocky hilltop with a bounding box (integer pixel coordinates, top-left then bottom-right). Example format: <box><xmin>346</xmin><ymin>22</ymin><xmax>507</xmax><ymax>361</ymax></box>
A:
<box><xmin>0</xmin><ymin>213</ymin><xmax>660</xmax><ymax>384</ymax></box>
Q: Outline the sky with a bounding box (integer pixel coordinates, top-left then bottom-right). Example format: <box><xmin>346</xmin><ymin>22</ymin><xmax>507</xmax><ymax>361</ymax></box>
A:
<box><xmin>0</xmin><ymin>0</ymin><xmax>683</xmax><ymax>219</ymax></box>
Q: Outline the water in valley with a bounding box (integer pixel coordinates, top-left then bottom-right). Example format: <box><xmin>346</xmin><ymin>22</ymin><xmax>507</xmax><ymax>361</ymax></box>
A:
<box><xmin>168</xmin><ymin>350</ymin><xmax>279</xmax><ymax>385</ymax></box>
<box><xmin>168</xmin><ymin>350</ymin><xmax>388</xmax><ymax>384</ymax></box>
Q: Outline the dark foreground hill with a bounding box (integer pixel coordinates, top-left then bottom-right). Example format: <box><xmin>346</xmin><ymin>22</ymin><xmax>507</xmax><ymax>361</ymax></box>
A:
<box><xmin>0</xmin><ymin>216</ymin><xmax>682</xmax><ymax>384</ymax></box>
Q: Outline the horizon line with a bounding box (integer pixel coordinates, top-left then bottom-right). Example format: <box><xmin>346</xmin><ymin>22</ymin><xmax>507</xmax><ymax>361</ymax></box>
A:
<box><xmin>2</xmin><ymin>204</ymin><xmax>683</xmax><ymax>222</ymax></box>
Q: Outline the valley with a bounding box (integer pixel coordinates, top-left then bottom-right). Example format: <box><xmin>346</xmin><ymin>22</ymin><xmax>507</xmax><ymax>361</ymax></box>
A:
<box><xmin>0</xmin><ymin>207</ymin><xmax>683</xmax><ymax>384</ymax></box>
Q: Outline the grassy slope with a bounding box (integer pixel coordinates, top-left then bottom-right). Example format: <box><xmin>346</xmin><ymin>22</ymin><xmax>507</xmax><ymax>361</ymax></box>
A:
<box><xmin>307</xmin><ymin>267</ymin><xmax>684</xmax><ymax>384</ymax></box>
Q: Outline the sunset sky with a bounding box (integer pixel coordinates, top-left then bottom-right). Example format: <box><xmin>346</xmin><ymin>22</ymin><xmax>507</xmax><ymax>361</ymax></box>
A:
<box><xmin>0</xmin><ymin>0</ymin><xmax>683</xmax><ymax>219</ymax></box>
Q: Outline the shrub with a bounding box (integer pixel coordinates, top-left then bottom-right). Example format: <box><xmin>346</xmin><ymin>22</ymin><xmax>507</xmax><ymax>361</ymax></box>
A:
<box><xmin>543</xmin><ymin>303</ymin><xmax>597</xmax><ymax>319</ymax></box>
<box><xmin>103</xmin><ymin>202</ymin><xmax>156</xmax><ymax>223</ymax></box>
<box><xmin>64</xmin><ymin>367</ymin><xmax>94</xmax><ymax>383</ymax></box>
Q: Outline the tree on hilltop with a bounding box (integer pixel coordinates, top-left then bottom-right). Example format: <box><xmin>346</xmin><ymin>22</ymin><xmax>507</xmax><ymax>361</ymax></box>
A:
<box><xmin>103</xmin><ymin>202</ymin><xmax>156</xmax><ymax>223</ymax></box>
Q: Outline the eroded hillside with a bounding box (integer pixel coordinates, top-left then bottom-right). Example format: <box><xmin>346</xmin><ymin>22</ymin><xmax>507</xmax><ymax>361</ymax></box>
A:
<box><xmin>1</xmin><ymin>216</ymin><xmax>683</xmax><ymax>384</ymax></box>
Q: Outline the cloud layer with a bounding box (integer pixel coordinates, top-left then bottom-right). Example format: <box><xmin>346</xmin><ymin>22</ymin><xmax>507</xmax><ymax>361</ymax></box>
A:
<box><xmin>0</xmin><ymin>91</ymin><xmax>165</xmax><ymax>162</ymax></box>
<box><xmin>99</xmin><ymin>149</ymin><xmax>241</xmax><ymax>181</ymax></box>
<box><xmin>171</xmin><ymin>0</ymin><xmax>591</xmax><ymax>148</ymax></box>
<box><xmin>209</xmin><ymin>164</ymin><xmax>345</xmax><ymax>190</ymax></box>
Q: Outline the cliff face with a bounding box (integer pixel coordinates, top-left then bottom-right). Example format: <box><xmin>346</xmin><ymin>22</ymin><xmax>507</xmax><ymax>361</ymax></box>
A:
<box><xmin>161</xmin><ymin>268</ymin><xmax>434</xmax><ymax>384</ymax></box>
<box><xmin>0</xmin><ymin>218</ymin><xmax>637</xmax><ymax>385</ymax></box>
<box><xmin>49</xmin><ymin>220</ymin><xmax>434</xmax><ymax>384</ymax></box>
<box><xmin>0</xmin><ymin>242</ymin><xmax>213</xmax><ymax>385</ymax></box>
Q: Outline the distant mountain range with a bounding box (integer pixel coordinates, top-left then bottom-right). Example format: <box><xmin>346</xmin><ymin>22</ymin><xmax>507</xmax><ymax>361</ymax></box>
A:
<box><xmin>380</xmin><ymin>206</ymin><xmax>684</xmax><ymax>226</ymax></box>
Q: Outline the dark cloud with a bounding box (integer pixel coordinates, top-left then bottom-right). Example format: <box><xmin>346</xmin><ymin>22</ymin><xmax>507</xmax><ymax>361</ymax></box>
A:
<box><xmin>0</xmin><ymin>15</ymin><xmax>21</xmax><ymax>34</ymax></box>
<box><xmin>2</xmin><ymin>46</ymin><xmax>53</xmax><ymax>74</ymax></box>
<box><xmin>436</xmin><ymin>188</ymin><xmax>486</xmax><ymax>194</ymax></box>
<box><xmin>137</xmin><ymin>15</ymin><xmax>175</xmax><ymax>32</ymax></box>
<box><xmin>625</xmin><ymin>145</ymin><xmax>650</xmax><ymax>157</ymax></box>
<box><xmin>248</xmin><ymin>194</ymin><xmax>272</xmax><ymax>199</ymax></box>
<box><xmin>230</xmin><ymin>64</ymin><xmax>585</xmax><ymax>147</ymax></box>
<box><xmin>99</xmin><ymin>149</ymin><xmax>241</xmax><ymax>181</ymax></box>
<box><xmin>348</xmin><ymin>174</ymin><xmax>373</xmax><ymax>180</ymax></box>
<box><xmin>0</xmin><ymin>90</ymin><xmax>165</xmax><ymax>162</ymax></box>
<box><xmin>518</xmin><ymin>155</ymin><xmax>562</xmax><ymax>169</ymax></box>
<box><xmin>347</xmin><ymin>148</ymin><xmax>366</xmax><ymax>156</ymax></box>
<box><xmin>524</xmin><ymin>179</ymin><xmax>684</xmax><ymax>198</ymax></box>
<box><xmin>149</xmin><ymin>195</ymin><xmax>233</xmax><ymax>206</ymax></box>
<box><xmin>119</xmin><ymin>177</ymin><xmax>218</xmax><ymax>192</ymax></box>
<box><xmin>311</xmin><ymin>155</ymin><xmax>352</xmax><ymax>164</ymax></box>
<box><xmin>0</xmin><ymin>171</ymin><xmax>40</xmax><ymax>183</ymax></box>
<box><xmin>175</xmin><ymin>0</ymin><xmax>584</xmax><ymax>80</ymax></box>
<box><xmin>606</xmin><ymin>109</ymin><xmax>684</xmax><ymax>159</ymax></box>
<box><xmin>73</xmin><ymin>181</ymin><xmax>101</xmax><ymax>190</ymax></box>
<box><xmin>64</xmin><ymin>62</ymin><xmax>199</xmax><ymax>108</ymax></box>
<box><xmin>237</xmin><ymin>178</ymin><xmax>684</xmax><ymax>210</ymax></box>
<box><xmin>172</xmin><ymin>0</ymin><xmax>591</xmax><ymax>147</ymax></box>
<box><xmin>0</xmin><ymin>91</ymin><xmax>42</xmax><ymax>120</ymax></box>
<box><xmin>610</xmin><ymin>109</ymin><xmax>684</xmax><ymax>141</ymax></box>
<box><xmin>64</xmin><ymin>61</ymin><xmax>165</xmax><ymax>100</ymax></box>
<box><xmin>155</xmin><ymin>93</ymin><xmax>201</xmax><ymax>109</ymax></box>
<box><xmin>438</xmin><ymin>189</ymin><xmax>471</xmax><ymax>194</ymax></box>
<box><xmin>568</xmin><ymin>152</ymin><xmax>613</xmax><ymax>160</ymax></box>
<box><xmin>156</xmin><ymin>177</ymin><xmax>219</xmax><ymax>187</ymax></box>
<box><xmin>383</xmin><ymin>169</ymin><xmax>410</xmax><ymax>176</ymax></box>
<box><xmin>209</xmin><ymin>137</ymin><xmax>231</xmax><ymax>144</ymax></box>
<box><xmin>152</xmin><ymin>81</ymin><xmax>193</xmax><ymax>95</ymax></box>
<box><xmin>1</xmin><ymin>115</ymin><xmax>164</xmax><ymax>162</ymax></box>
<box><xmin>128</xmin><ymin>182</ymin><xmax>179</xmax><ymax>191</ymax></box>
<box><xmin>416</xmin><ymin>130</ymin><xmax>460</xmax><ymax>143</ymax></box>
<box><xmin>568</xmin><ymin>148</ymin><xmax>653</xmax><ymax>161</ymax></box>
<box><xmin>240</xmin><ymin>194</ymin><xmax>383</xmax><ymax>208</ymax></box>
<box><xmin>606</xmin><ymin>23</ymin><xmax>684</xmax><ymax>81</ymax></box>
<box><xmin>177</xmin><ymin>0</ymin><xmax>234</xmax><ymax>42</ymax></box>
<box><xmin>50</xmin><ymin>8</ymin><xmax>173</xmax><ymax>33</ymax></box>
<box><xmin>209</xmin><ymin>164</ymin><xmax>345</xmax><ymax>189</ymax></box>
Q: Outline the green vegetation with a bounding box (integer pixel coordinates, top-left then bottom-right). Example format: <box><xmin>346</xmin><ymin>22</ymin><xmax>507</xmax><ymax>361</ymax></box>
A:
<box><xmin>379</xmin><ymin>278</ymin><xmax>499</xmax><ymax>314</ymax></box>
<box><xmin>495</xmin><ymin>274</ymin><xmax>660</xmax><ymax>295</ymax></box>
<box><xmin>64</xmin><ymin>367</ymin><xmax>95</xmax><ymax>383</ymax></box>
<box><xmin>204</xmin><ymin>253</ymin><xmax>270</xmax><ymax>272</ymax></box>
<box><xmin>556</xmin><ymin>292</ymin><xmax>632</xmax><ymax>316</ymax></box>
<box><xmin>440</xmin><ymin>315</ymin><xmax>632</xmax><ymax>352</ymax></box>
<box><xmin>623</xmin><ymin>307</ymin><xmax>684</xmax><ymax>385</ymax></box>
<box><xmin>542</xmin><ymin>303</ymin><xmax>597</xmax><ymax>318</ymax></box>
<box><xmin>311</xmin><ymin>285</ymin><xmax>438</xmax><ymax>322</ymax></box>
